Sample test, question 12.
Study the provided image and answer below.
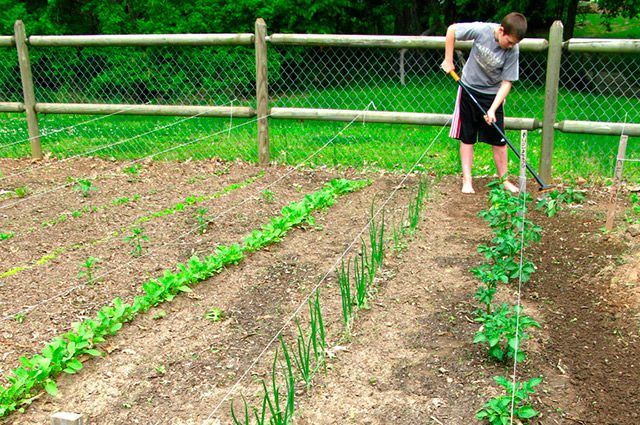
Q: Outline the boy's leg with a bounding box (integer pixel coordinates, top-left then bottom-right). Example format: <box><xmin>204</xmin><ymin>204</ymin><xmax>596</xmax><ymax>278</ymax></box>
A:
<box><xmin>461</xmin><ymin>142</ymin><xmax>475</xmax><ymax>193</ymax></box>
<box><xmin>492</xmin><ymin>144</ymin><xmax>519</xmax><ymax>193</ymax></box>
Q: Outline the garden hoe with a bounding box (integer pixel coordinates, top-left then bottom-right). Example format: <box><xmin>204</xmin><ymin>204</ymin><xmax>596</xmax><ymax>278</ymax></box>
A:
<box><xmin>448</xmin><ymin>70</ymin><xmax>554</xmax><ymax>193</ymax></box>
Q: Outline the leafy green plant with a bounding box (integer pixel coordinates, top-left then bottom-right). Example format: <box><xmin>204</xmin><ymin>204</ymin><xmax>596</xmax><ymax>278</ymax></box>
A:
<box><xmin>474</xmin><ymin>304</ymin><xmax>541</xmax><ymax>363</ymax></box>
<box><xmin>204</xmin><ymin>307</ymin><xmax>224</xmax><ymax>322</ymax></box>
<box><xmin>122</xmin><ymin>163</ymin><xmax>141</xmax><ymax>176</ymax></box>
<box><xmin>73</xmin><ymin>178</ymin><xmax>97</xmax><ymax>198</ymax></box>
<box><xmin>78</xmin><ymin>256</ymin><xmax>100</xmax><ymax>285</ymax></box>
<box><xmin>124</xmin><ymin>227</ymin><xmax>149</xmax><ymax>257</ymax></box>
<box><xmin>626</xmin><ymin>193</ymin><xmax>640</xmax><ymax>223</ymax></box>
<box><xmin>535</xmin><ymin>186</ymin><xmax>586</xmax><ymax>217</ymax></box>
<box><xmin>0</xmin><ymin>231</ymin><xmax>14</xmax><ymax>241</ymax></box>
<box><xmin>14</xmin><ymin>186</ymin><xmax>28</xmax><ymax>198</ymax></box>
<box><xmin>13</xmin><ymin>313</ymin><xmax>26</xmax><ymax>324</ymax></box>
<box><xmin>477</xmin><ymin>376</ymin><xmax>542</xmax><ymax>424</ymax></box>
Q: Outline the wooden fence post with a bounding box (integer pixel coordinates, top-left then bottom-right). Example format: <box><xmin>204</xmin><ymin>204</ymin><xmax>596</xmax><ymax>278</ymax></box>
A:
<box><xmin>539</xmin><ymin>20</ymin><xmax>563</xmax><ymax>183</ymax></box>
<box><xmin>255</xmin><ymin>18</ymin><xmax>269</xmax><ymax>165</ymax></box>
<box><xmin>14</xmin><ymin>20</ymin><xmax>42</xmax><ymax>160</ymax></box>
<box><xmin>605</xmin><ymin>134</ymin><xmax>628</xmax><ymax>231</ymax></box>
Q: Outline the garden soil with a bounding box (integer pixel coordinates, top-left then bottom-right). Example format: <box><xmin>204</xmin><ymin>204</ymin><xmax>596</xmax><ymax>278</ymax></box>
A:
<box><xmin>0</xmin><ymin>159</ymin><xmax>637</xmax><ymax>424</ymax></box>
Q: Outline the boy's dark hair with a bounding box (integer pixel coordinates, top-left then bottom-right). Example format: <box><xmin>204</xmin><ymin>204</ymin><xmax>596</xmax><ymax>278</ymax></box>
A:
<box><xmin>501</xmin><ymin>12</ymin><xmax>527</xmax><ymax>41</ymax></box>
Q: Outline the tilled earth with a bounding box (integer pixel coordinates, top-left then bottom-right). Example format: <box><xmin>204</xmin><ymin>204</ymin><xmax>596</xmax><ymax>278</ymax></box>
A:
<box><xmin>0</xmin><ymin>159</ymin><xmax>638</xmax><ymax>424</ymax></box>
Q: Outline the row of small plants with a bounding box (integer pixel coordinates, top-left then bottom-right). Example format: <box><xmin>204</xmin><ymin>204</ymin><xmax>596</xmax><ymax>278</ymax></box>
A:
<box><xmin>473</xmin><ymin>183</ymin><xmax>587</xmax><ymax>423</ymax></box>
<box><xmin>472</xmin><ymin>180</ymin><xmax>543</xmax><ymax>424</ymax></box>
<box><xmin>229</xmin><ymin>177</ymin><xmax>429</xmax><ymax>424</ymax></box>
<box><xmin>0</xmin><ymin>178</ymin><xmax>369</xmax><ymax>418</ymax></box>
<box><xmin>0</xmin><ymin>164</ymin><xmax>236</xmax><ymax>243</ymax></box>
<box><xmin>0</xmin><ymin>173</ymin><xmax>264</xmax><ymax>280</ymax></box>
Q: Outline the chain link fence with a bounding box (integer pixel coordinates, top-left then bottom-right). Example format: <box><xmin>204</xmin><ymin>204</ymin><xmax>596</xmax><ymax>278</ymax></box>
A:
<box><xmin>0</xmin><ymin>28</ymin><xmax>638</xmax><ymax>182</ymax></box>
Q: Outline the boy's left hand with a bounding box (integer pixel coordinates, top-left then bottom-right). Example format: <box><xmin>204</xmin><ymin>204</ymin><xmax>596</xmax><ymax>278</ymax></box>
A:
<box><xmin>484</xmin><ymin>109</ymin><xmax>497</xmax><ymax>125</ymax></box>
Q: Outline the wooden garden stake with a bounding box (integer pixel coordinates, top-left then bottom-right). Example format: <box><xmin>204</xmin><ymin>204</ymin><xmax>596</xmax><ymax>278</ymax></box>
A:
<box><xmin>605</xmin><ymin>134</ymin><xmax>628</xmax><ymax>231</ymax></box>
<box><xmin>519</xmin><ymin>130</ymin><xmax>528</xmax><ymax>196</ymax></box>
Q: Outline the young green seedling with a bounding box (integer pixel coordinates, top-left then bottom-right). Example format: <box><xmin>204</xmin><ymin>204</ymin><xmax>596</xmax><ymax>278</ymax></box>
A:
<box><xmin>78</xmin><ymin>256</ymin><xmax>100</xmax><ymax>285</ymax></box>
<box><xmin>195</xmin><ymin>206</ymin><xmax>210</xmax><ymax>234</ymax></box>
<box><xmin>338</xmin><ymin>258</ymin><xmax>353</xmax><ymax>337</ymax></box>
<box><xmin>308</xmin><ymin>290</ymin><xmax>327</xmax><ymax>372</ymax></box>
<box><xmin>123</xmin><ymin>164</ymin><xmax>141</xmax><ymax>177</ymax></box>
<box><xmin>73</xmin><ymin>178</ymin><xmax>97</xmax><ymax>198</ymax></box>
<box><xmin>204</xmin><ymin>307</ymin><xmax>224</xmax><ymax>322</ymax></box>
<box><xmin>261</xmin><ymin>189</ymin><xmax>275</xmax><ymax>204</ymax></box>
<box><xmin>124</xmin><ymin>227</ymin><xmax>149</xmax><ymax>257</ymax></box>
<box><xmin>14</xmin><ymin>186</ymin><xmax>28</xmax><ymax>198</ymax></box>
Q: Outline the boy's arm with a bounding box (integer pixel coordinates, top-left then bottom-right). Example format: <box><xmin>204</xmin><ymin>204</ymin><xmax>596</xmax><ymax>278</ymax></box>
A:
<box><xmin>441</xmin><ymin>24</ymin><xmax>456</xmax><ymax>73</ymax></box>
<box><xmin>484</xmin><ymin>80</ymin><xmax>512</xmax><ymax>124</ymax></box>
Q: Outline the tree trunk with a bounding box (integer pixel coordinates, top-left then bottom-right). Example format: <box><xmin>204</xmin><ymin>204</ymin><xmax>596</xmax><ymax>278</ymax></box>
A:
<box><xmin>564</xmin><ymin>0</ymin><xmax>580</xmax><ymax>39</ymax></box>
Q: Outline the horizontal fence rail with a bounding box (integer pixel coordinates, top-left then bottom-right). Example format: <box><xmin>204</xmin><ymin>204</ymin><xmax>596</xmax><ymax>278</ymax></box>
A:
<box><xmin>565</xmin><ymin>38</ymin><xmax>640</xmax><ymax>53</ymax></box>
<box><xmin>29</xmin><ymin>33</ymin><xmax>255</xmax><ymax>47</ymax></box>
<box><xmin>269</xmin><ymin>34</ymin><xmax>549</xmax><ymax>51</ymax></box>
<box><xmin>0</xmin><ymin>19</ymin><xmax>637</xmax><ymax>181</ymax></box>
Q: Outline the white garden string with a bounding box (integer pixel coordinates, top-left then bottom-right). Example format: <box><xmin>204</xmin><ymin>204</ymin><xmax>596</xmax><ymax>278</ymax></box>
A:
<box><xmin>509</xmin><ymin>139</ymin><xmax>530</xmax><ymax>425</ymax></box>
<box><xmin>1</xmin><ymin>102</ymin><xmax>377</xmax><ymax>322</ymax></box>
<box><xmin>204</xmin><ymin>117</ymin><xmax>450</xmax><ymax>422</ymax></box>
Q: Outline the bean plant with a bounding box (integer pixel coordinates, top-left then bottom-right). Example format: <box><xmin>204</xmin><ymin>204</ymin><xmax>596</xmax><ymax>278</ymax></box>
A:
<box><xmin>73</xmin><ymin>178</ymin><xmax>97</xmax><ymax>197</ymax></box>
<box><xmin>535</xmin><ymin>186</ymin><xmax>586</xmax><ymax>217</ymax></box>
<box><xmin>474</xmin><ymin>304</ymin><xmax>541</xmax><ymax>363</ymax></box>
<box><xmin>476</xmin><ymin>376</ymin><xmax>542</xmax><ymax>424</ymax></box>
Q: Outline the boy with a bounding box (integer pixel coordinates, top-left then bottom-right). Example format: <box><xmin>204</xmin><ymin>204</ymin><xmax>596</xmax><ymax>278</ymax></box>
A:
<box><xmin>441</xmin><ymin>12</ymin><xmax>527</xmax><ymax>194</ymax></box>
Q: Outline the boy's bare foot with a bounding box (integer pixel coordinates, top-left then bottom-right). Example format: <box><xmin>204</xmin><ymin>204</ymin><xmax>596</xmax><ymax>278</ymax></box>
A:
<box><xmin>462</xmin><ymin>182</ymin><xmax>475</xmax><ymax>194</ymax></box>
<box><xmin>503</xmin><ymin>180</ymin><xmax>519</xmax><ymax>193</ymax></box>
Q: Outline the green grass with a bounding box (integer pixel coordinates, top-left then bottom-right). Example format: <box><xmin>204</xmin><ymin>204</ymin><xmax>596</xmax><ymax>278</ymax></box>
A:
<box><xmin>574</xmin><ymin>13</ymin><xmax>640</xmax><ymax>39</ymax></box>
<box><xmin>0</xmin><ymin>80</ymin><xmax>637</xmax><ymax>183</ymax></box>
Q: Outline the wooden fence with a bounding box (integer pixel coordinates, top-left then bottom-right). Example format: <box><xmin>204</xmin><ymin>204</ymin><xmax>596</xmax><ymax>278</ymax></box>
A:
<box><xmin>0</xmin><ymin>19</ymin><xmax>638</xmax><ymax>180</ymax></box>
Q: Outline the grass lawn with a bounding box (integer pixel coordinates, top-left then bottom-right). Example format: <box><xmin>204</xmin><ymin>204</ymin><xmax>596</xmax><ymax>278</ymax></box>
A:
<box><xmin>1</xmin><ymin>113</ymin><xmax>637</xmax><ymax>183</ymax></box>
<box><xmin>573</xmin><ymin>13</ymin><xmax>640</xmax><ymax>38</ymax></box>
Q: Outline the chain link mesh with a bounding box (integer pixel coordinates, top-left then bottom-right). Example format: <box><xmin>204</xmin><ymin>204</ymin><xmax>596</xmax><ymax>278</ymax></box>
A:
<box><xmin>0</xmin><ymin>47</ymin><xmax>21</xmax><ymax>103</ymax></box>
<box><xmin>0</xmin><ymin>37</ymin><xmax>638</xmax><ymax>181</ymax></box>
<box><xmin>29</xmin><ymin>45</ymin><xmax>256</xmax><ymax>107</ymax></box>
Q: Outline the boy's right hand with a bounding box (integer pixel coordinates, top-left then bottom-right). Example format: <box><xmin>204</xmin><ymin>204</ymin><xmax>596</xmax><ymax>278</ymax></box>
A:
<box><xmin>441</xmin><ymin>60</ymin><xmax>455</xmax><ymax>74</ymax></box>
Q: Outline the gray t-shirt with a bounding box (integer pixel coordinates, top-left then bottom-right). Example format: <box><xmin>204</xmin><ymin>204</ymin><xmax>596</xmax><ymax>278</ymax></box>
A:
<box><xmin>455</xmin><ymin>22</ymin><xmax>519</xmax><ymax>94</ymax></box>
